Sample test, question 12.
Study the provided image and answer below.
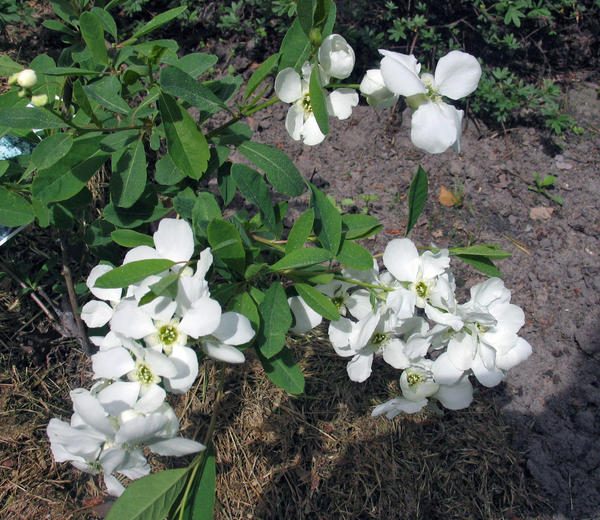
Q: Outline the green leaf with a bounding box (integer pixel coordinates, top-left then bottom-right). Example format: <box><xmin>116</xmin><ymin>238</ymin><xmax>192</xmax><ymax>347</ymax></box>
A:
<box><xmin>111</xmin><ymin>136</ymin><xmax>147</xmax><ymax>208</ymax></box>
<box><xmin>105</xmin><ymin>468</ymin><xmax>188</xmax><ymax>520</ymax></box>
<box><xmin>31</xmin><ymin>133</ymin><xmax>73</xmax><ymax>170</ymax></box>
<box><xmin>336</xmin><ymin>239</ymin><xmax>374</xmax><ymax>270</ymax></box>
<box><xmin>155</xmin><ymin>154</ymin><xmax>185</xmax><ymax>185</ymax></box>
<box><xmin>449</xmin><ymin>245</ymin><xmax>512</xmax><ymax>259</ymax></box>
<box><xmin>297</xmin><ymin>0</ymin><xmax>315</xmax><ymax>36</ymax></box>
<box><xmin>80</xmin><ymin>12</ymin><xmax>109</xmax><ymax>65</ymax></box>
<box><xmin>244</xmin><ymin>53</ymin><xmax>280</xmax><ymax>101</ymax></box>
<box><xmin>0</xmin><ymin>55</ymin><xmax>23</xmax><ymax>76</ymax></box>
<box><xmin>72</xmin><ymin>79</ymin><xmax>97</xmax><ymax>120</ymax></box>
<box><xmin>91</xmin><ymin>7</ymin><xmax>118</xmax><ymax>40</ymax></box>
<box><xmin>139</xmin><ymin>272</ymin><xmax>179</xmax><ymax>305</ymax></box>
<box><xmin>279</xmin><ymin>19</ymin><xmax>311</xmax><ymax>72</ymax></box>
<box><xmin>406</xmin><ymin>165</ymin><xmax>428</xmax><ymax>236</ymax></box>
<box><xmin>0</xmin><ymin>187</ymin><xmax>34</xmax><ymax>226</ymax></box>
<box><xmin>130</xmin><ymin>6</ymin><xmax>188</xmax><ymax>41</ymax></box>
<box><xmin>203</xmin><ymin>76</ymin><xmax>243</xmax><ymax>104</ymax></box>
<box><xmin>341</xmin><ymin>214</ymin><xmax>381</xmax><ymax>240</ymax></box>
<box><xmin>456</xmin><ymin>255</ymin><xmax>502</xmax><ymax>278</ymax></box>
<box><xmin>159</xmin><ymin>66</ymin><xmax>226</xmax><ymax>114</ymax></box>
<box><xmin>84</xmin><ymin>76</ymin><xmax>130</xmax><ymax>115</ymax></box>
<box><xmin>237</xmin><ymin>141</ymin><xmax>305</xmax><ymax>197</ymax></box>
<box><xmin>271</xmin><ymin>247</ymin><xmax>331</xmax><ymax>271</ymax></box>
<box><xmin>111</xmin><ymin>229</ymin><xmax>153</xmax><ymax>247</ymax></box>
<box><xmin>231</xmin><ymin>164</ymin><xmax>276</xmax><ymax>234</ymax></box>
<box><xmin>295</xmin><ymin>282</ymin><xmax>339</xmax><ymax>321</ymax></box>
<box><xmin>309</xmin><ymin>183</ymin><xmax>341</xmax><ymax>254</ymax></box>
<box><xmin>309</xmin><ymin>67</ymin><xmax>328</xmax><ymax>135</ymax></box>
<box><xmin>192</xmin><ymin>192</ymin><xmax>221</xmax><ymax>238</ymax></box>
<box><xmin>103</xmin><ymin>186</ymin><xmax>170</xmax><ymax>228</ymax></box>
<box><xmin>173</xmin><ymin>53</ymin><xmax>218</xmax><ymax>78</ymax></box>
<box><xmin>42</xmin><ymin>19</ymin><xmax>77</xmax><ymax>35</ymax></box>
<box><xmin>207</xmin><ymin>219</ymin><xmax>245</xmax><ymax>274</ymax></box>
<box><xmin>181</xmin><ymin>446</ymin><xmax>216</xmax><ymax>520</ymax></box>
<box><xmin>0</xmin><ymin>107</ymin><xmax>67</xmax><ymax>129</ymax></box>
<box><xmin>95</xmin><ymin>259</ymin><xmax>174</xmax><ymax>289</ymax></box>
<box><xmin>286</xmin><ymin>208</ymin><xmax>314</xmax><ymax>254</ymax></box>
<box><xmin>158</xmin><ymin>92</ymin><xmax>209</xmax><ymax>180</ymax></box>
<box><xmin>32</xmin><ymin>135</ymin><xmax>109</xmax><ymax>203</ymax></box>
<box><xmin>257</xmin><ymin>282</ymin><xmax>292</xmax><ymax>358</ymax></box>
<box><xmin>173</xmin><ymin>187</ymin><xmax>196</xmax><ymax>219</ymax></box>
<box><xmin>257</xmin><ymin>346</ymin><xmax>305</xmax><ymax>394</ymax></box>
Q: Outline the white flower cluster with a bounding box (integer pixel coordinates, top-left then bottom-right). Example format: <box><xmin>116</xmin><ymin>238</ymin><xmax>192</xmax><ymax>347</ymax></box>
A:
<box><xmin>275</xmin><ymin>34</ymin><xmax>359</xmax><ymax>145</ymax></box>
<box><xmin>289</xmin><ymin>238</ymin><xmax>532</xmax><ymax>418</ymax></box>
<box><xmin>47</xmin><ymin>218</ymin><xmax>255</xmax><ymax>496</ymax></box>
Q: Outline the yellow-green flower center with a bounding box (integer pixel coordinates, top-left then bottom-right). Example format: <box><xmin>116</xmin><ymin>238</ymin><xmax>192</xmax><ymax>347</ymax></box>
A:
<box><xmin>370</xmin><ymin>332</ymin><xmax>388</xmax><ymax>345</ymax></box>
<box><xmin>158</xmin><ymin>324</ymin><xmax>178</xmax><ymax>345</ymax></box>
<box><xmin>136</xmin><ymin>364</ymin><xmax>154</xmax><ymax>385</ymax></box>
<box><xmin>415</xmin><ymin>281</ymin><xmax>428</xmax><ymax>298</ymax></box>
<box><xmin>406</xmin><ymin>372</ymin><xmax>425</xmax><ymax>387</ymax></box>
<box><xmin>332</xmin><ymin>295</ymin><xmax>345</xmax><ymax>309</ymax></box>
<box><xmin>301</xmin><ymin>93</ymin><xmax>312</xmax><ymax>115</ymax></box>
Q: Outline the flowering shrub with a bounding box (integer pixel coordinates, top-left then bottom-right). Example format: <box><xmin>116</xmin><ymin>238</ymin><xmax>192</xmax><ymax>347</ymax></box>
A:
<box><xmin>0</xmin><ymin>0</ymin><xmax>532</xmax><ymax>517</ymax></box>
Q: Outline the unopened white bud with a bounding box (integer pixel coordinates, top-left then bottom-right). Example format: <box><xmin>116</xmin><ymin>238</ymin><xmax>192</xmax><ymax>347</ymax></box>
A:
<box><xmin>16</xmin><ymin>69</ymin><xmax>37</xmax><ymax>89</ymax></box>
<box><xmin>30</xmin><ymin>94</ymin><xmax>48</xmax><ymax>107</ymax></box>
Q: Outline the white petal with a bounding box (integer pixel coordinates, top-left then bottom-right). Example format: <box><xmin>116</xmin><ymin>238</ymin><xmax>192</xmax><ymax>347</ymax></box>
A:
<box><xmin>212</xmin><ymin>312</ymin><xmax>255</xmax><ymax>345</ymax></box>
<box><xmin>491</xmin><ymin>302</ymin><xmax>525</xmax><ymax>334</ymax></box>
<box><xmin>97</xmin><ymin>381</ymin><xmax>140</xmax><ymax>415</ymax></box>
<box><xmin>411</xmin><ymin>101</ymin><xmax>460</xmax><ymax>154</ymax></box>
<box><xmin>115</xmin><ymin>414</ymin><xmax>168</xmax><ymax>445</ymax></box>
<box><xmin>179</xmin><ymin>297</ymin><xmax>222</xmax><ymax>338</ymax></box>
<box><xmin>202</xmin><ymin>340</ymin><xmax>245</xmax><ymax>364</ymax></box>
<box><xmin>446</xmin><ymin>331</ymin><xmax>476</xmax><ymax>371</ymax></box>
<box><xmin>163</xmin><ymin>346</ymin><xmax>198</xmax><ymax>394</ymax></box>
<box><xmin>346</xmin><ymin>351</ymin><xmax>373</xmax><ymax>382</ymax></box>
<box><xmin>453</xmin><ymin>109</ymin><xmax>464</xmax><ymax>153</ymax></box>
<box><xmin>472</xmin><ymin>352</ymin><xmax>504</xmax><ymax>387</ymax></box>
<box><xmin>195</xmin><ymin>248</ymin><xmax>213</xmax><ymax>279</ymax></box>
<box><xmin>379</xmin><ymin>50</ymin><xmax>426</xmax><ymax>97</ymax></box>
<box><xmin>386</xmin><ymin>287</ymin><xmax>416</xmax><ymax>321</ymax></box>
<box><xmin>469</xmin><ymin>278</ymin><xmax>511</xmax><ymax>307</ymax></box>
<box><xmin>104</xmin><ymin>473</ymin><xmax>126</xmax><ymax>497</ymax></box>
<box><xmin>328</xmin><ymin>317</ymin><xmax>354</xmax><ymax>356</ymax></box>
<box><xmin>275</xmin><ymin>68</ymin><xmax>302</xmax><ymax>103</ymax></box>
<box><xmin>326</xmin><ymin>88</ymin><xmax>358</xmax><ymax>120</ymax></box>
<box><xmin>432</xmin><ymin>351</ymin><xmax>464</xmax><ymax>385</ymax></box>
<box><xmin>301</xmin><ymin>114</ymin><xmax>326</xmax><ymax>146</ymax></box>
<box><xmin>288</xmin><ymin>296</ymin><xmax>322</xmax><ymax>334</ymax></box>
<box><xmin>353</xmin><ymin>312</ymin><xmax>380</xmax><ymax>349</ymax></box>
<box><xmin>70</xmin><ymin>389</ymin><xmax>114</xmax><ymax>436</ymax></box>
<box><xmin>149</xmin><ymin>438</ymin><xmax>206</xmax><ymax>456</ymax></box>
<box><xmin>134</xmin><ymin>384</ymin><xmax>166</xmax><ymax>413</ymax></box>
<box><xmin>91</xmin><ymin>347</ymin><xmax>135</xmax><ymax>380</ymax></box>
<box><xmin>285</xmin><ymin>104</ymin><xmax>304</xmax><ymax>141</ymax></box>
<box><xmin>87</xmin><ymin>265</ymin><xmax>121</xmax><ymax>302</ymax></box>
<box><xmin>434</xmin><ymin>377</ymin><xmax>473</xmax><ymax>409</ymax></box>
<box><xmin>383</xmin><ymin>238</ymin><xmax>420</xmax><ymax>283</ymax></box>
<box><xmin>434</xmin><ymin>50</ymin><xmax>481</xmax><ymax>100</ymax></box>
<box><xmin>81</xmin><ymin>300</ymin><xmax>114</xmax><ymax>328</ymax></box>
<box><xmin>153</xmin><ymin>218</ymin><xmax>194</xmax><ymax>264</ymax></box>
<box><xmin>425</xmin><ymin>303</ymin><xmax>463</xmax><ymax>331</ymax></box>
<box><xmin>371</xmin><ymin>397</ymin><xmax>427</xmax><ymax>418</ymax></box>
<box><xmin>345</xmin><ymin>289</ymin><xmax>373</xmax><ymax>320</ymax></box>
<box><xmin>360</xmin><ymin>69</ymin><xmax>398</xmax><ymax>109</ymax></box>
<box><xmin>123</xmin><ymin>245</ymin><xmax>159</xmax><ymax>264</ymax></box>
<box><xmin>382</xmin><ymin>339</ymin><xmax>410</xmax><ymax>369</ymax></box>
<box><xmin>495</xmin><ymin>337</ymin><xmax>532</xmax><ymax>371</ymax></box>
<box><xmin>420</xmin><ymin>249</ymin><xmax>450</xmax><ymax>279</ymax></box>
<box><xmin>145</xmin><ymin>348</ymin><xmax>177</xmax><ymax>378</ymax></box>
<box><xmin>110</xmin><ymin>299</ymin><xmax>155</xmax><ymax>339</ymax></box>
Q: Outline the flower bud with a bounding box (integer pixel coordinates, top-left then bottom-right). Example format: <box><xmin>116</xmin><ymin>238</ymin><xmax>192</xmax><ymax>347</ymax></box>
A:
<box><xmin>309</xmin><ymin>28</ymin><xmax>322</xmax><ymax>48</ymax></box>
<box><xmin>318</xmin><ymin>34</ymin><xmax>355</xmax><ymax>80</ymax></box>
<box><xmin>7</xmin><ymin>72</ymin><xmax>19</xmax><ymax>85</ymax></box>
<box><xmin>16</xmin><ymin>69</ymin><xmax>37</xmax><ymax>89</ymax></box>
<box><xmin>359</xmin><ymin>69</ymin><xmax>399</xmax><ymax>109</ymax></box>
<box><xmin>30</xmin><ymin>94</ymin><xmax>48</xmax><ymax>107</ymax></box>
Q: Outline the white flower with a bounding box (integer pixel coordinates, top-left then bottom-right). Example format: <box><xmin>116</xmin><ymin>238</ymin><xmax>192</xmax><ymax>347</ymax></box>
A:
<box><xmin>379</xmin><ymin>50</ymin><xmax>481</xmax><ymax>153</ymax></box>
<box><xmin>318</xmin><ymin>34</ymin><xmax>355</xmax><ymax>79</ymax></box>
<box><xmin>359</xmin><ymin>69</ymin><xmax>399</xmax><ymax>109</ymax></box>
<box><xmin>200</xmin><ymin>311</ymin><xmax>255</xmax><ymax>364</ymax></box>
<box><xmin>433</xmin><ymin>278</ymin><xmax>532</xmax><ymax>387</ymax></box>
<box><xmin>275</xmin><ymin>64</ymin><xmax>358</xmax><ymax>145</ymax></box>
<box><xmin>16</xmin><ymin>68</ymin><xmax>37</xmax><ymax>88</ymax></box>
<box><xmin>382</xmin><ymin>238</ymin><xmax>463</xmax><ymax>330</ymax></box>
<box><xmin>80</xmin><ymin>264</ymin><xmax>122</xmax><ymax>328</ymax></box>
<box><xmin>288</xmin><ymin>295</ymin><xmax>323</xmax><ymax>334</ymax></box>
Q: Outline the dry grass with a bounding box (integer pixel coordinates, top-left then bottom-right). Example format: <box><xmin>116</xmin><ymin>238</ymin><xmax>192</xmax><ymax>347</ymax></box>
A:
<box><xmin>0</xmin><ymin>231</ymin><xmax>551</xmax><ymax>520</ymax></box>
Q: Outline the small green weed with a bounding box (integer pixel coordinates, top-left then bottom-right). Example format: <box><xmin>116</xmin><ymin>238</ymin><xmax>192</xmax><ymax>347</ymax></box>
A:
<box><xmin>528</xmin><ymin>173</ymin><xmax>563</xmax><ymax>205</ymax></box>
